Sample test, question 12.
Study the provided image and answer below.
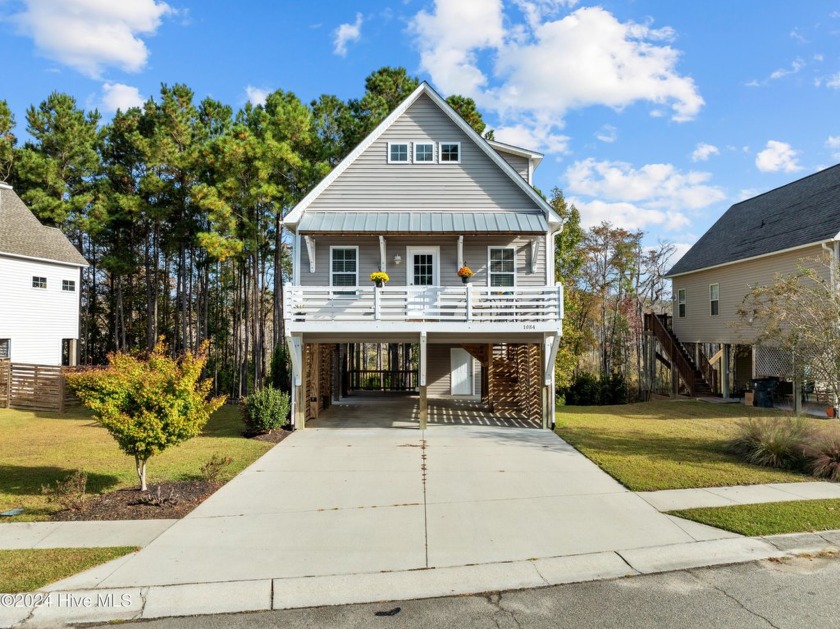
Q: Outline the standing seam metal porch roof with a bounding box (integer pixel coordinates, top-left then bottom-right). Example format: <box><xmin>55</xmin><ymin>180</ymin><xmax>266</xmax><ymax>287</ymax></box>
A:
<box><xmin>297</xmin><ymin>211</ymin><xmax>548</xmax><ymax>233</ymax></box>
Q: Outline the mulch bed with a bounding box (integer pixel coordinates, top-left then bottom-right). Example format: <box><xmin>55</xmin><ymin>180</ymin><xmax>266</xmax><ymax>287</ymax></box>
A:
<box><xmin>247</xmin><ymin>428</ymin><xmax>293</xmax><ymax>444</ymax></box>
<box><xmin>51</xmin><ymin>480</ymin><xmax>219</xmax><ymax>521</ymax></box>
<box><xmin>50</xmin><ymin>429</ymin><xmax>292</xmax><ymax>522</ymax></box>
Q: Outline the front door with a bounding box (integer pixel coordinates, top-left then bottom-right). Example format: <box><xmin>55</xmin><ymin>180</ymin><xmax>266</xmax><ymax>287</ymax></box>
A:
<box><xmin>407</xmin><ymin>247</ymin><xmax>439</xmax><ymax>317</ymax></box>
<box><xmin>450</xmin><ymin>348</ymin><xmax>473</xmax><ymax>395</ymax></box>
<box><xmin>407</xmin><ymin>247</ymin><xmax>438</xmax><ymax>286</ymax></box>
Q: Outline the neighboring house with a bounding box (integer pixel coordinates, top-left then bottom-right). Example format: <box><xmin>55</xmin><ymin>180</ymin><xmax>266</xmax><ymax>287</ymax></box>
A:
<box><xmin>654</xmin><ymin>165</ymin><xmax>840</xmax><ymax>398</ymax></box>
<box><xmin>282</xmin><ymin>82</ymin><xmax>564</xmax><ymax>429</ymax></box>
<box><xmin>0</xmin><ymin>182</ymin><xmax>88</xmax><ymax>366</ymax></box>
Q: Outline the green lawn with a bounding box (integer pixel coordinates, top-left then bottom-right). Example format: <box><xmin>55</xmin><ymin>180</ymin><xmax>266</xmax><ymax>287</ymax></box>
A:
<box><xmin>670</xmin><ymin>499</ymin><xmax>840</xmax><ymax>536</ymax></box>
<box><xmin>0</xmin><ymin>404</ymin><xmax>273</xmax><ymax>521</ymax></box>
<box><xmin>0</xmin><ymin>547</ymin><xmax>137</xmax><ymax>592</ymax></box>
<box><xmin>555</xmin><ymin>400</ymin><xmax>815</xmax><ymax>491</ymax></box>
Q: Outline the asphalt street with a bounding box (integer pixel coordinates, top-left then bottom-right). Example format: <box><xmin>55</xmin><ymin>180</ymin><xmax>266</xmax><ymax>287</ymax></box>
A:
<box><xmin>104</xmin><ymin>552</ymin><xmax>840</xmax><ymax>629</ymax></box>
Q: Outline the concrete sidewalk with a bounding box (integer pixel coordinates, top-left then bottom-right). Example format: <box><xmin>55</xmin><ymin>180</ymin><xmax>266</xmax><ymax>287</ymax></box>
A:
<box><xmin>0</xmin><ymin>520</ymin><xmax>176</xmax><ymax>550</ymax></box>
<box><xmin>637</xmin><ymin>481</ymin><xmax>840</xmax><ymax>512</ymax></box>
<box><xmin>4</xmin><ymin>530</ymin><xmax>840</xmax><ymax>627</ymax></box>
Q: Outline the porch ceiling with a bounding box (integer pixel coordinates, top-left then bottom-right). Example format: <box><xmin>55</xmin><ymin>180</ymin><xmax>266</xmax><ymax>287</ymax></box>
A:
<box><xmin>297</xmin><ymin>211</ymin><xmax>548</xmax><ymax>234</ymax></box>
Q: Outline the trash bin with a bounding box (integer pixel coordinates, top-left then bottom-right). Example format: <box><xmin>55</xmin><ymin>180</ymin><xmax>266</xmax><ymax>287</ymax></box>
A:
<box><xmin>751</xmin><ymin>378</ymin><xmax>777</xmax><ymax>408</ymax></box>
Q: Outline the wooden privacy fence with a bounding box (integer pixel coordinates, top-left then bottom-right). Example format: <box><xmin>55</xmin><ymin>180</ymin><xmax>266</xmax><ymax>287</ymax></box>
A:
<box><xmin>0</xmin><ymin>360</ymin><xmax>79</xmax><ymax>413</ymax></box>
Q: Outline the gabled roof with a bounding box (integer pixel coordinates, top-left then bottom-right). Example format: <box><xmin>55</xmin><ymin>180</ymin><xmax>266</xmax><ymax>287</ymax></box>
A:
<box><xmin>284</xmin><ymin>82</ymin><xmax>561</xmax><ymax>230</ymax></box>
<box><xmin>667</xmin><ymin>164</ymin><xmax>840</xmax><ymax>277</ymax></box>
<box><xmin>0</xmin><ymin>184</ymin><xmax>88</xmax><ymax>267</ymax></box>
<box><xmin>487</xmin><ymin>139</ymin><xmax>544</xmax><ymax>170</ymax></box>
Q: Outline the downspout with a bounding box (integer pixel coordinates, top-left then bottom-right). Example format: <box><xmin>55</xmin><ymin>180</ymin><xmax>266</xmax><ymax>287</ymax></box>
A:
<box><xmin>822</xmin><ymin>241</ymin><xmax>836</xmax><ymax>291</ymax></box>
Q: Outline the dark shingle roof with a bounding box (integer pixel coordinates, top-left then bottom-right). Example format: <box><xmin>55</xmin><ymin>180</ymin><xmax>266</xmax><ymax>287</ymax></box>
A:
<box><xmin>0</xmin><ymin>185</ymin><xmax>88</xmax><ymax>266</ymax></box>
<box><xmin>667</xmin><ymin>164</ymin><xmax>840</xmax><ymax>276</ymax></box>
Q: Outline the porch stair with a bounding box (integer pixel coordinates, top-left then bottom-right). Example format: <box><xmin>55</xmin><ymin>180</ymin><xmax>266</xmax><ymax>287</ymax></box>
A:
<box><xmin>644</xmin><ymin>313</ymin><xmax>714</xmax><ymax>397</ymax></box>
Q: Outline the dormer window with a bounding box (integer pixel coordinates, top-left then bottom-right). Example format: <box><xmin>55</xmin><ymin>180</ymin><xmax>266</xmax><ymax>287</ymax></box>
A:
<box><xmin>414</xmin><ymin>142</ymin><xmax>434</xmax><ymax>163</ymax></box>
<box><xmin>440</xmin><ymin>142</ymin><xmax>461</xmax><ymax>163</ymax></box>
<box><xmin>388</xmin><ymin>142</ymin><xmax>409</xmax><ymax>163</ymax></box>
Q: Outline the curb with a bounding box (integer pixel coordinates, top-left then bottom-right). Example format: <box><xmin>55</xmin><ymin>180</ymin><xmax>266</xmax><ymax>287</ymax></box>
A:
<box><xmin>3</xmin><ymin>530</ymin><xmax>839</xmax><ymax>627</ymax></box>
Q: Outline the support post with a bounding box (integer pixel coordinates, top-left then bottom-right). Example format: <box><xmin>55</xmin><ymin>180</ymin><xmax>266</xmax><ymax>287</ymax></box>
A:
<box><xmin>721</xmin><ymin>344</ymin><xmax>730</xmax><ymax>399</ymax></box>
<box><xmin>419</xmin><ymin>331</ymin><xmax>427</xmax><ymax>430</ymax></box>
<box><xmin>379</xmin><ymin>235</ymin><xmax>387</xmax><ymax>272</ymax></box>
<box><xmin>299</xmin><ymin>343</ymin><xmax>309</xmax><ymax>429</ymax></box>
<box><xmin>486</xmin><ymin>343</ymin><xmax>494</xmax><ymax>412</ymax></box>
<box><xmin>457</xmin><ymin>235</ymin><xmax>464</xmax><ymax>270</ymax></box>
<box><xmin>670</xmin><ymin>340</ymin><xmax>678</xmax><ymax>398</ymax></box>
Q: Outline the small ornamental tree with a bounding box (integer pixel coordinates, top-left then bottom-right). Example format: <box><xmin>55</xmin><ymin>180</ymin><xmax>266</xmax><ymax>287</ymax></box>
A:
<box><xmin>66</xmin><ymin>341</ymin><xmax>225</xmax><ymax>490</ymax></box>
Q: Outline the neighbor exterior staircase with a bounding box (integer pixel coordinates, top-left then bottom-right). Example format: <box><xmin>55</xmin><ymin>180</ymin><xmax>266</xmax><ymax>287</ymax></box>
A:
<box><xmin>644</xmin><ymin>313</ymin><xmax>715</xmax><ymax>397</ymax></box>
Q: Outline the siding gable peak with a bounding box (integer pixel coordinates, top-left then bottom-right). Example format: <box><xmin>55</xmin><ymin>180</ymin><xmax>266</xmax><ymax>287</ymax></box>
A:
<box><xmin>284</xmin><ymin>82</ymin><xmax>562</xmax><ymax>229</ymax></box>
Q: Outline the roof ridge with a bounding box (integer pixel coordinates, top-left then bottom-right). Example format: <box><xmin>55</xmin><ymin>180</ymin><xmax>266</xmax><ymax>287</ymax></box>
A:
<box><xmin>730</xmin><ymin>163</ymin><xmax>840</xmax><ymax>208</ymax></box>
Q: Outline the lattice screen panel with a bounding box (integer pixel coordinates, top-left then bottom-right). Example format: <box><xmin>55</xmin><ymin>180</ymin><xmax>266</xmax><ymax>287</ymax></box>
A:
<box><xmin>754</xmin><ymin>346</ymin><xmax>792</xmax><ymax>378</ymax></box>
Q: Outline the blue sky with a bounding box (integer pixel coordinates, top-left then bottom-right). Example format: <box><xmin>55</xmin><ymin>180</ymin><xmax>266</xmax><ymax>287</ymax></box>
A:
<box><xmin>2</xmin><ymin>0</ymin><xmax>839</xmax><ymax>261</ymax></box>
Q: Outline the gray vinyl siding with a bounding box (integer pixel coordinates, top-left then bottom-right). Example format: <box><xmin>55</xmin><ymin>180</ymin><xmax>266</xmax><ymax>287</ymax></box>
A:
<box><xmin>671</xmin><ymin>245</ymin><xmax>828</xmax><ymax>344</ymax></box>
<box><xmin>427</xmin><ymin>343</ymin><xmax>480</xmax><ymax>397</ymax></box>
<box><xmin>310</xmin><ymin>93</ymin><xmax>539</xmax><ymax>212</ymax></box>
<box><xmin>301</xmin><ymin>235</ymin><xmax>546</xmax><ymax>287</ymax></box>
<box><xmin>495</xmin><ymin>150</ymin><xmax>529</xmax><ymax>182</ymax></box>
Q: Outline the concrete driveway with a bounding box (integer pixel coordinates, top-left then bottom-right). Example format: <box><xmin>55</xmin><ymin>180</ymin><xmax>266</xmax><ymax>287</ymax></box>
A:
<box><xmin>84</xmin><ymin>398</ymin><xmax>725</xmax><ymax>589</ymax></box>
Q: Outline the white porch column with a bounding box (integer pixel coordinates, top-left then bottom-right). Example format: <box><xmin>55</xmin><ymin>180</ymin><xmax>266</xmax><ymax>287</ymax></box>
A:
<box><xmin>286</xmin><ymin>334</ymin><xmax>303</xmax><ymax>429</ymax></box>
<box><xmin>457</xmin><ymin>235</ymin><xmax>464</xmax><ymax>270</ymax></box>
<box><xmin>419</xmin><ymin>331</ymin><xmax>428</xmax><ymax>430</ymax></box>
<box><xmin>379</xmin><ymin>235</ymin><xmax>387</xmax><ymax>271</ymax></box>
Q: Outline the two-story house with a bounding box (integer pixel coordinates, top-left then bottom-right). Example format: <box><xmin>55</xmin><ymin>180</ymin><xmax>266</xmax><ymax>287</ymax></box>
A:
<box><xmin>652</xmin><ymin>165</ymin><xmax>840</xmax><ymax>401</ymax></box>
<box><xmin>0</xmin><ymin>182</ymin><xmax>88</xmax><ymax>366</ymax></box>
<box><xmin>282</xmin><ymin>83</ymin><xmax>564</xmax><ymax>429</ymax></box>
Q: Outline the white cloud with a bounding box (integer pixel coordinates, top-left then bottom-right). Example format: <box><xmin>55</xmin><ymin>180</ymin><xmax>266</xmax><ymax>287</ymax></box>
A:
<box><xmin>409</xmin><ymin>2</ymin><xmax>703</xmax><ymax>154</ymax></box>
<box><xmin>565</xmin><ymin>158</ymin><xmax>725</xmax><ymax>233</ymax></box>
<box><xmin>827</xmin><ymin>73</ymin><xmax>840</xmax><ymax>89</ymax></box>
<box><xmin>691</xmin><ymin>142</ymin><xmax>719</xmax><ymax>162</ymax></box>
<box><xmin>827</xmin><ymin>135</ymin><xmax>840</xmax><ymax>160</ymax></box>
<box><xmin>755</xmin><ymin>140</ymin><xmax>803</xmax><ymax>173</ymax></box>
<box><xmin>11</xmin><ymin>0</ymin><xmax>173</xmax><ymax>78</ymax></box>
<box><xmin>769</xmin><ymin>58</ymin><xmax>805</xmax><ymax>80</ymax></box>
<box><xmin>669</xmin><ymin>242</ymin><xmax>694</xmax><ymax>266</ymax></box>
<box><xmin>333</xmin><ymin>13</ymin><xmax>363</xmax><ymax>57</ymax></box>
<box><xmin>748</xmin><ymin>58</ymin><xmax>805</xmax><ymax>87</ymax></box>
<box><xmin>494</xmin><ymin>122</ymin><xmax>570</xmax><ymax>154</ymax></box>
<box><xmin>245</xmin><ymin>85</ymin><xmax>270</xmax><ymax>106</ymax></box>
<box><xmin>101</xmin><ymin>82</ymin><xmax>144</xmax><ymax>113</ymax></box>
<box><xmin>595</xmin><ymin>124</ymin><xmax>617</xmax><ymax>143</ymax></box>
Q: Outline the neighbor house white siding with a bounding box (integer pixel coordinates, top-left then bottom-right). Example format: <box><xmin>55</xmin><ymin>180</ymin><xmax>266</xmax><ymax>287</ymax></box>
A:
<box><xmin>0</xmin><ymin>254</ymin><xmax>81</xmax><ymax>365</ymax></box>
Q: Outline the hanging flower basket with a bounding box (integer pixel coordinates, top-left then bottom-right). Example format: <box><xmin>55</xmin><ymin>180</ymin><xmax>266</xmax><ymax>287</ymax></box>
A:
<box><xmin>370</xmin><ymin>271</ymin><xmax>389</xmax><ymax>287</ymax></box>
<box><xmin>457</xmin><ymin>266</ymin><xmax>474</xmax><ymax>283</ymax></box>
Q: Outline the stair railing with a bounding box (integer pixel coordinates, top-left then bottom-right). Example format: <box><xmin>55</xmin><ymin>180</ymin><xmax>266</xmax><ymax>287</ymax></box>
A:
<box><xmin>644</xmin><ymin>313</ymin><xmax>696</xmax><ymax>395</ymax></box>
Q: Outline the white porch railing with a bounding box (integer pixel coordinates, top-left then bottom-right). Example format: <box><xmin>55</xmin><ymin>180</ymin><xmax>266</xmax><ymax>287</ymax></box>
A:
<box><xmin>283</xmin><ymin>283</ymin><xmax>564</xmax><ymax>327</ymax></box>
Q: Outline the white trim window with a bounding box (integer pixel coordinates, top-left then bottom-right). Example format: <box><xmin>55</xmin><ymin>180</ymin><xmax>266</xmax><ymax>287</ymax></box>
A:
<box><xmin>413</xmin><ymin>142</ymin><xmax>434</xmax><ymax>163</ymax></box>
<box><xmin>387</xmin><ymin>142</ymin><xmax>409</xmax><ymax>163</ymax></box>
<box><xmin>678</xmin><ymin>288</ymin><xmax>686</xmax><ymax>318</ymax></box>
<box><xmin>439</xmin><ymin>142</ymin><xmax>461</xmax><ymax>163</ymax></box>
<box><xmin>0</xmin><ymin>339</ymin><xmax>9</xmax><ymax>359</ymax></box>
<box><xmin>32</xmin><ymin>276</ymin><xmax>46</xmax><ymax>289</ymax></box>
<box><xmin>709</xmin><ymin>283</ymin><xmax>719</xmax><ymax>316</ymax></box>
<box><xmin>330</xmin><ymin>246</ymin><xmax>359</xmax><ymax>288</ymax></box>
<box><xmin>488</xmin><ymin>247</ymin><xmax>516</xmax><ymax>287</ymax></box>
<box><xmin>62</xmin><ymin>279</ymin><xmax>76</xmax><ymax>292</ymax></box>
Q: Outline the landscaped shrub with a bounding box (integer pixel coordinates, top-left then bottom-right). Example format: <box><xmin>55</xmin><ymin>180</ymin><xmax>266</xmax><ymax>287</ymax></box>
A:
<box><xmin>729</xmin><ymin>417</ymin><xmax>812</xmax><ymax>470</ymax></box>
<box><xmin>241</xmin><ymin>387</ymin><xmax>291</xmax><ymax>434</ymax></box>
<box><xmin>562</xmin><ymin>372</ymin><xmax>602</xmax><ymax>405</ymax></box>
<box><xmin>200</xmin><ymin>453</ymin><xmax>234</xmax><ymax>483</ymax></box>
<box><xmin>559</xmin><ymin>371</ymin><xmax>628</xmax><ymax>406</ymax></box>
<box><xmin>806</xmin><ymin>429</ymin><xmax>840</xmax><ymax>480</ymax></box>
<box><xmin>601</xmin><ymin>371</ymin><xmax>628</xmax><ymax>405</ymax></box>
<box><xmin>41</xmin><ymin>470</ymin><xmax>87</xmax><ymax>512</ymax></box>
